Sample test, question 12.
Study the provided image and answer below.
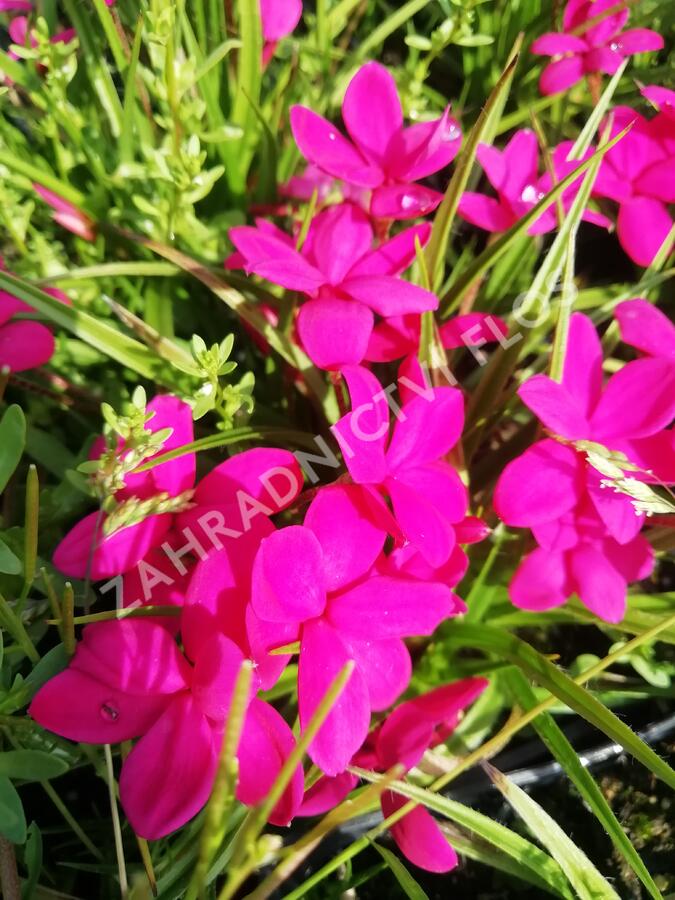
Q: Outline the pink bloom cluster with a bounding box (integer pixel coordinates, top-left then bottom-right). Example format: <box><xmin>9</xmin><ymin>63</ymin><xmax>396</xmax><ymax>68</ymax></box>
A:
<box><xmin>495</xmin><ymin>310</ymin><xmax>675</xmax><ymax>623</ymax></box>
<box><xmin>531</xmin><ymin>0</ymin><xmax>663</xmax><ymax>96</ymax></box>
<box><xmin>31</xmin><ymin>378</ymin><xmax>487</xmax><ymax>868</ymax></box>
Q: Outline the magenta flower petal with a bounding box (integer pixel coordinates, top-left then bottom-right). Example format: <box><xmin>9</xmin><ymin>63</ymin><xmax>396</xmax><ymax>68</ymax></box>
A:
<box><xmin>591</xmin><ymin>357</ymin><xmax>675</xmax><ymax>441</ymax></box>
<box><xmin>53</xmin><ymin>510</ymin><xmax>172</xmax><ymax>580</ymax></box>
<box><xmin>334</xmin><ymin>365</ymin><xmax>389</xmax><ymax>483</ymax></box>
<box><xmin>121</xmin><ymin>395</ymin><xmax>195</xmax><ymax>500</ymax></box>
<box><xmin>530</xmin><ymin>32</ymin><xmax>588</xmax><ymax>54</ymax></box>
<box><xmin>369</xmin><ymin>183</ymin><xmax>443</xmax><ymax>220</ymax></box>
<box><xmin>237</xmin><ymin>698</ymin><xmax>304</xmax><ymax>825</ymax></box>
<box><xmin>252</xmin><ymin>526</ymin><xmax>326</xmax><ymax>623</ymax></box>
<box><xmin>386</xmin><ymin>388</ymin><xmax>464</xmax><ymax>470</ymax></box>
<box><xmin>192</xmin><ymin>633</ymin><xmax>247</xmax><ymax>723</ymax></box>
<box><xmin>502</xmin><ymin>129</ymin><xmax>539</xmax><ymax>197</ymax></box>
<box><xmin>562</xmin><ymin>312</ymin><xmax>604</xmax><ymax>417</ymax></box>
<box><xmin>0</xmin><ymin>320</ymin><xmax>55</xmax><ymax>371</ymax></box>
<box><xmin>518</xmin><ymin>374</ymin><xmax>590</xmax><ymax>439</ymax></box>
<box><xmin>376</xmin><ymin>678</ymin><xmax>488</xmax><ymax>770</ymax></box>
<box><xmin>342</xmin><ymin>275</ymin><xmax>437</xmax><ymax>317</ymax></box>
<box><xmin>299</xmin><ymin>618</ymin><xmax>370</xmax><ymax>775</ymax></box>
<box><xmin>259</xmin><ymin>0</ymin><xmax>302</xmax><ymax>41</ymax></box>
<box><xmin>342</xmin><ymin>62</ymin><xmax>403</xmax><ymax>165</ymax></box>
<box><xmin>439</xmin><ymin>312</ymin><xmax>507</xmax><ymax>349</ymax></box>
<box><xmin>308</xmin><ymin>204</ymin><xmax>373</xmax><ymax>285</ymax></box>
<box><xmin>494</xmin><ymin>439</ymin><xmax>583</xmax><ymax>527</ymax></box>
<box><xmin>297</xmin><ymin>295</ymin><xmax>374</xmax><ymax>369</ymax></box>
<box><xmin>348</xmin><ymin>637</ymin><xmax>411</xmax><ymax>711</ymax></box>
<box><xmin>382</xmin><ymin>791</ymin><xmax>458</xmax><ymax>873</ymax></box>
<box><xmin>568</xmin><ymin>544</ymin><xmax>626</xmax><ymax>623</ymax></box>
<box><xmin>539</xmin><ymin>56</ymin><xmax>584</xmax><ymax>95</ymax></box>
<box><xmin>348</xmin><ymin>223</ymin><xmax>431</xmax><ymax>278</ymax></box>
<box><xmin>586</xmin><ymin>468</ymin><xmax>644</xmax><ymax>544</ymax></box>
<box><xmin>73</xmin><ymin>621</ymin><xmax>191</xmax><ymax>694</ymax></box>
<box><xmin>396</xmin><ymin>462</ymin><xmax>468</xmax><ymax>524</ymax></box>
<box><xmin>120</xmin><ymin>694</ymin><xmax>218</xmax><ymax>840</ymax></box>
<box><xmin>510</xmin><ymin>548</ymin><xmax>570</xmax><ymax>611</ymax></box>
<box><xmin>387</xmin><ymin>478</ymin><xmax>456</xmax><ymax>567</ymax></box>
<box><xmin>620</xmin><ymin>431</ymin><xmax>675</xmax><ymax>483</ymax></box>
<box><xmin>365</xmin><ymin>316</ymin><xmax>419</xmax><ymax>362</ymax></box>
<box><xmin>299</xmin><ymin>772</ymin><xmax>358</xmax><ymax>816</ymax></box>
<box><xmin>289</xmin><ymin>106</ymin><xmax>383</xmax><ymax>187</ymax></box>
<box><xmin>582</xmin><ymin>0</ymin><xmax>629</xmax><ymax>45</ymax></box>
<box><xmin>389</xmin><ymin>111</ymin><xmax>461</xmax><ymax>181</ymax></box>
<box><xmin>583</xmin><ymin>46</ymin><xmax>623</xmax><ymax>75</ymax></box>
<box><xmin>228</xmin><ymin>225</ymin><xmax>325</xmax><ymax>292</ymax></box>
<box><xmin>328</xmin><ymin>576</ymin><xmax>453</xmax><ymax>639</ymax></box>
<box><xmin>603</xmin><ymin>534</ymin><xmax>654</xmax><ymax>583</ymax></box>
<box><xmin>304</xmin><ymin>485</ymin><xmax>386</xmax><ymax>591</ymax></box>
<box><xmin>634</xmin><ymin>157</ymin><xmax>675</xmax><ymax>203</ymax></box>
<box><xmin>194</xmin><ymin>447</ymin><xmax>303</xmax><ymax>513</ymax></box>
<box><xmin>29</xmin><ymin>669</ymin><xmax>170</xmax><ymax>744</ymax></box>
<box><xmin>616</xmin><ymin>197</ymin><xmax>673</xmax><ymax>267</ymax></box>
<box><xmin>612</xmin><ymin>27</ymin><xmax>663</xmax><ymax>54</ymax></box>
<box><xmin>458</xmin><ymin>192</ymin><xmax>514</xmax><ymax>232</ymax></box>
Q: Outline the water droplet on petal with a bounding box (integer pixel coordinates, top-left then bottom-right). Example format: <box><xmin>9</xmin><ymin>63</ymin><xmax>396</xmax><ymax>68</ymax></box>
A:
<box><xmin>328</xmin><ymin>131</ymin><xmax>336</xmax><ymax>142</ymax></box>
<box><xmin>610</xmin><ymin>41</ymin><xmax>621</xmax><ymax>52</ymax></box>
<box><xmin>400</xmin><ymin>194</ymin><xmax>417</xmax><ymax>211</ymax></box>
<box><xmin>100</xmin><ymin>701</ymin><xmax>120</xmax><ymax>722</ymax></box>
<box><xmin>443</xmin><ymin>124</ymin><xmax>460</xmax><ymax>142</ymax></box>
<box><xmin>520</xmin><ymin>184</ymin><xmax>539</xmax><ymax>204</ymax></box>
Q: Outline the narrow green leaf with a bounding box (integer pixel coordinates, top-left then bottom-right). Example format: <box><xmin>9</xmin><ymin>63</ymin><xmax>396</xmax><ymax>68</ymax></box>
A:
<box><xmin>91</xmin><ymin>0</ymin><xmax>128</xmax><ymax>71</ymax></box>
<box><xmin>0</xmin><ymin>405</ymin><xmax>26</xmax><ymax>494</ymax></box>
<box><xmin>504</xmin><ymin>669</ymin><xmax>663</xmax><ymax>900</ymax></box>
<box><xmin>441</xmin><ymin>623</ymin><xmax>675</xmax><ymax>791</ymax></box>
<box><xmin>486</xmin><ymin>763</ymin><xmax>620</xmax><ymax>899</ymax></box>
<box><xmin>0</xmin><ymin>152</ymin><xmax>85</xmax><ymax>207</ymax></box>
<box><xmin>425</xmin><ymin>44</ymin><xmax>521</xmax><ymax>290</ymax></box>
<box><xmin>0</xmin><ymin>775</ymin><xmax>27</xmax><ymax>843</ymax></box>
<box><xmin>371</xmin><ymin>843</ymin><xmax>430</xmax><ymax>900</ymax></box>
<box><xmin>0</xmin><ymin>751</ymin><xmax>68</xmax><ymax>783</ymax></box>
<box><xmin>119</xmin><ymin>17</ymin><xmax>145</xmax><ymax>165</ymax></box>
<box><xmin>354</xmin><ymin>0</ymin><xmax>432</xmax><ymax>61</ymax></box>
<box><xmin>228</xmin><ymin>0</ymin><xmax>263</xmax><ymax>192</ymax></box>
<box><xmin>569</xmin><ymin>61</ymin><xmax>626</xmax><ymax>159</ymax></box>
<box><xmin>351</xmin><ymin>768</ymin><xmax>572</xmax><ymax>898</ymax></box>
<box><xmin>0</xmin><ymin>272</ymin><xmax>183</xmax><ymax>386</ymax></box>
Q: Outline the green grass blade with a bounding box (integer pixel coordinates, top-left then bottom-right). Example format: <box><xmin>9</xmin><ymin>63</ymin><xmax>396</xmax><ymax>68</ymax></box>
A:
<box><xmin>119</xmin><ymin>17</ymin><xmax>144</xmax><ymax>165</ymax></box>
<box><xmin>371</xmin><ymin>843</ymin><xmax>430</xmax><ymax>900</ymax></box>
<box><xmin>228</xmin><ymin>0</ymin><xmax>263</xmax><ymax>194</ymax></box>
<box><xmin>0</xmin><ymin>406</ymin><xmax>26</xmax><ymax>495</ymax></box>
<box><xmin>569</xmin><ymin>60</ymin><xmax>626</xmax><ymax>159</ymax></box>
<box><xmin>504</xmin><ymin>668</ymin><xmax>663</xmax><ymax>900</ymax></box>
<box><xmin>351</xmin><ymin>768</ymin><xmax>572</xmax><ymax>898</ymax></box>
<box><xmin>425</xmin><ymin>43</ymin><xmax>521</xmax><ymax>290</ymax></box>
<box><xmin>441</xmin><ymin>623</ymin><xmax>675</xmax><ymax>791</ymax></box>
<box><xmin>354</xmin><ymin>0</ymin><xmax>432</xmax><ymax>61</ymax></box>
<box><xmin>485</xmin><ymin>763</ymin><xmax>620</xmax><ymax>900</ymax></box>
<box><xmin>0</xmin><ymin>271</ymin><xmax>183</xmax><ymax>385</ymax></box>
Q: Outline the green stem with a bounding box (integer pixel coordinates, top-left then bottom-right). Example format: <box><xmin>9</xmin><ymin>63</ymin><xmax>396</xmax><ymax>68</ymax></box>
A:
<box><xmin>0</xmin><ymin>592</ymin><xmax>39</xmax><ymax>663</ymax></box>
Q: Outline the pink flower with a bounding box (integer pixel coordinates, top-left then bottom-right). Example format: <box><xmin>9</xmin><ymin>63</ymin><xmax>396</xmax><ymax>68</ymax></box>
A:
<box><xmin>300</xmin><ymin>678</ymin><xmax>487</xmax><ymax>872</ymax></box>
<box><xmin>0</xmin><ymin>260</ymin><xmax>69</xmax><ymax>372</ymax></box>
<box><xmin>290</xmin><ymin>62</ymin><xmax>461</xmax><ymax>220</ymax></box>
<box><xmin>366</xmin><ymin>311</ymin><xmax>508</xmax><ymax>363</ymax></box>
<box><xmin>593</xmin><ymin>108</ymin><xmax>674</xmax><ymax>265</ymax></box>
<box><xmin>459</xmin><ymin>130</ymin><xmax>610</xmax><ymax>235</ymax></box>
<box><xmin>509</xmin><ymin>497</ymin><xmax>654</xmax><ymax>622</ymax></box>
<box><xmin>333</xmin><ymin>365</ymin><xmax>469</xmax><ymax>568</ymax></box>
<box><xmin>247</xmin><ymin>484</ymin><xmax>461</xmax><ymax>774</ymax></box>
<box><xmin>615</xmin><ymin>299</ymin><xmax>675</xmax><ymax>360</ymax></box>
<box><xmin>641</xmin><ymin>85</ymin><xmax>675</xmax><ymax>121</ymax></box>
<box><xmin>33</xmin><ymin>184</ymin><xmax>95</xmax><ymax>242</ymax></box>
<box><xmin>54</xmin><ymin>397</ymin><xmax>303</xmax><ymax>589</ymax></box>
<box><xmin>531</xmin><ymin>0</ymin><xmax>663</xmax><ymax>96</ymax></box>
<box><xmin>29</xmin><ymin>619</ymin><xmax>303</xmax><ymax>839</ymax></box>
<box><xmin>260</xmin><ymin>0</ymin><xmax>302</xmax><ymax>63</ymax></box>
<box><xmin>494</xmin><ymin>313</ymin><xmax>675</xmax><ymax>621</ymax></box>
<box><xmin>229</xmin><ymin>203</ymin><xmax>436</xmax><ymax>369</ymax></box>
